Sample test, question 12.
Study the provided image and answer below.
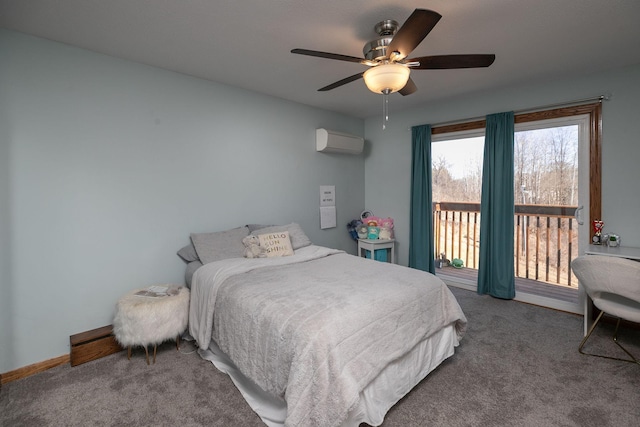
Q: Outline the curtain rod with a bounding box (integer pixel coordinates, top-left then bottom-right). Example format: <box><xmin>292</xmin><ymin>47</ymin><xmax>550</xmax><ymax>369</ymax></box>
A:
<box><xmin>513</xmin><ymin>94</ymin><xmax>609</xmax><ymax>116</ymax></box>
<box><xmin>414</xmin><ymin>94</ymin><xmax>610</xmax><ymax>130</ymax></box>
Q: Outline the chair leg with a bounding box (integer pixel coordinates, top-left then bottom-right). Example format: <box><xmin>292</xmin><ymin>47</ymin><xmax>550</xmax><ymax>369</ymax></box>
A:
<box><xmin>144</xmin><ymin>346</ymin><xmax>150</xmax><ymax>365</ymax></box>
<box><xmin>153</xmin><ymin>344</ymin><xmax>157</xmax><ymax>364</ymax></box>
<box><xmin>579</xmin><ymin>310</ymin><xmax>639</xmax><ymax>364</ymax></box>
<box><xmin>579</xmin><ymin>310</ymin><xmax>604</xmax><ymax>355</ymax></box>
<box><xmin>612</xmin><ymin>318</ymin><xmax>640</xmax><ymax>365</ymax></box>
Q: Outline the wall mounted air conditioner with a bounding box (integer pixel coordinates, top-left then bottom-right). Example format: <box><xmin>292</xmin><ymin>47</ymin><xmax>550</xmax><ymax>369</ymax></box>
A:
<box><xmin>316</xmin><ymin>128</ymin><xmax>364</xmax><ymax>155</ymax></box>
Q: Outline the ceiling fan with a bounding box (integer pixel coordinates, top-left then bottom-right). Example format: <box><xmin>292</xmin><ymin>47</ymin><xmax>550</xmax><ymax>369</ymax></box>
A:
<box><xmin>291</xmin><ymin>9</ymin><xmax>495</xmax><ymax>96</ymax></box>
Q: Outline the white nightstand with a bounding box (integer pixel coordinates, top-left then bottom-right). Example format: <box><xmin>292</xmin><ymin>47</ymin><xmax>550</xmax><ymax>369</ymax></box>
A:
<box><xmin>358</xmin><ymin>239</ymin><xmax>395</xmax><ymax>263</ymax></box>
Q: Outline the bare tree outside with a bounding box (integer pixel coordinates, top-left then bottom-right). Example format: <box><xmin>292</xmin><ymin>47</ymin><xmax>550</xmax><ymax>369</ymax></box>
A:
<box><xmin>515</xmin><ymin>126</ymin><xmax>578</xmax><ymax>205</ymax></box>
<box><xmin>432</xmin><ymin>138</ymin><xmax>483</xmax><ymax>203</ymax></box>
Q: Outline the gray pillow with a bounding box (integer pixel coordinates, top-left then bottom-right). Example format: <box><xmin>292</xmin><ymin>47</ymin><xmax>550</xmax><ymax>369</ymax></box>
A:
<box><xmin>190</xmin><ymin>226</ymin><xmax>249</xmax><ymax>264</ymax></box>
<box><xmin>250</xmin><ymin>223</ymin><xmax>311</xmax><ymax>250</ymax></box>
<box><xmin>246</xmin><ymin>224</ymin><xmax>275</xmax><ymax>233</ymax></box>
<box><xmin>177</xmin><ymin>243</ymin><xmax>199</xmax><ymax>263</ymax></box>
<box><xmin>185</xmin><ymin>261</ymin><xmax>203</xmax><ymax>288</ymax></box>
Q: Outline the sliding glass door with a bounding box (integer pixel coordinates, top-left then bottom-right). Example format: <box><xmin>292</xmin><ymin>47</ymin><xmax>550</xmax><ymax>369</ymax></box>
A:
<box><xmin>430</xmin><ymin>103</ymin><xmax>601</xmax><ymax>314</ymax></box>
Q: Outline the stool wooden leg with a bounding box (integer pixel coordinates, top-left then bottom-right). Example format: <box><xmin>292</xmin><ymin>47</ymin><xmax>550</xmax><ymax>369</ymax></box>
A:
<box><xmin>127</xmin><ymin>346</ymin><xmax>132</xmax><ymax>360</ymax></box>
<box><xmin>153</xmin><ymin>344</ymin><xmax>157</xmax><ymax>364</ymax></box>
<box><xmin>144</xmin><ymin>346</ymin><xmax>150</xmax><ymax>365</ymax></box>
<box><xmin>176</xmin><ymin>334</ymin><xmax>180</xmax><ymax>351</ymax></box>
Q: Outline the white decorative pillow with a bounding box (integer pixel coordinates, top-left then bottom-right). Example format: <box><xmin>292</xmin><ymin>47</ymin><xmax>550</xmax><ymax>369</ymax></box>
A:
<box><xmin>250</xmin><ymin>223</ymin><xmax>312</xmax><ymax>250</ymax></box>
<box><xmin>258</xmin><ymin>231</ymin><xmax>294</xmax><ymax>258</ymax></box>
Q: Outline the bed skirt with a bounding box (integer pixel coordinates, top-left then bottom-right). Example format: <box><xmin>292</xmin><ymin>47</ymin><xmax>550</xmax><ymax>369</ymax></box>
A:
<box><xmin>198</xmin><ymin>322</ymin><xmax>459</xmax><ymax>427</ymax></box>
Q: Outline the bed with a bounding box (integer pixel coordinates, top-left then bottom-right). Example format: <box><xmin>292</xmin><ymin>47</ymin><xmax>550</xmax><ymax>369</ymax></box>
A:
<box><xmin>180</xmin><ymin>223</ymin><xmax>467</xmax><ymax>427</ymax></box>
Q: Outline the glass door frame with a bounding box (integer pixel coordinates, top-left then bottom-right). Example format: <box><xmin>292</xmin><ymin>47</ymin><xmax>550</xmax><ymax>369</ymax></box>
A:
<box><xmin>431</xmin><ymin>102</ymin><xmax>602</xmax><ymax>314</ymax></box>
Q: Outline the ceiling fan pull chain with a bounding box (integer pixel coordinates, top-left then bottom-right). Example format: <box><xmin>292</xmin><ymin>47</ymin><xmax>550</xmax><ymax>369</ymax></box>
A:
<box><xmin>382</xmin><ymin>92</ymin><xmax>389</xmax><ymax>130</ymax></box>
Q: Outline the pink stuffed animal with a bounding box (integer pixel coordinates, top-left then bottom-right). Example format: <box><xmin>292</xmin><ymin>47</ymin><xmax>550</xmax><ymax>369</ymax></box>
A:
<box><xmin>379</xmin><ymin>217</ymin><xmax>394</xmax><ymax>240</ymax></box>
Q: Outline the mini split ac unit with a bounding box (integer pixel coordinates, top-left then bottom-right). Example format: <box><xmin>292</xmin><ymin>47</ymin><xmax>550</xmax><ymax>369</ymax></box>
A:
<box><xmin>316</xmin><ymin>128</ymin><xmax>364</xmax><ymax>154</ymax></box>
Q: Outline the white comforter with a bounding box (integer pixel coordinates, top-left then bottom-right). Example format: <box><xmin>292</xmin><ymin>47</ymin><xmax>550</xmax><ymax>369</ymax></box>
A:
<box><xmin>189</xmin><ymin>245</ymin><xmax>467</xmax><ymax>427</ymax></box>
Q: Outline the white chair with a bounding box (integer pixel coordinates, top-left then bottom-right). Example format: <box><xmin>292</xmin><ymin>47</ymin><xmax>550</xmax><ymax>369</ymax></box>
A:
<box><xmin>571</xmin><ymin>255</ymin><xmax>640</xmax><ymax>364</ymax></box>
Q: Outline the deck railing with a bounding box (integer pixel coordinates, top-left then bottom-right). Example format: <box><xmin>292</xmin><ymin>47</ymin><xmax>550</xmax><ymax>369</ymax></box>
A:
<box><xmin>433</xmin><ymin>202</ymin><xmax>578</xmax><ymax>287</ymax></box>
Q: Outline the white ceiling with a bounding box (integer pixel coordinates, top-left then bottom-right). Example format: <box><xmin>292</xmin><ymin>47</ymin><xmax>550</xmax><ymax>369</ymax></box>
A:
<box><xmin>1</xmin><ymin>0</ymin><xmax>639</xmax><ymax>119</ymax></box>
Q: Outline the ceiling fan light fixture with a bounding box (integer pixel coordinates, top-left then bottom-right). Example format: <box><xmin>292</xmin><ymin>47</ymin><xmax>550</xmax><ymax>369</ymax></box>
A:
<box><xmin>363</xmin><ymin>63</ymin><xmax>410</xmax><ymax>94</ymax></box>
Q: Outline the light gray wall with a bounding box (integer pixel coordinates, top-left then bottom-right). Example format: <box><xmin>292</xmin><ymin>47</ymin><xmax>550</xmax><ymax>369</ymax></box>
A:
<box><xmin>364</xmin><ymin>63</ymin><xmax>640</xmax><ymax>266</ymax></box>
<box><xmin>0</xmin><ymin>29</ymin><xmax>364</xmax><ymax>373</ymax></box>
<box><xmin>0</xmin><ymin>67</ymin><xmax>11</xmax><ymax>373</ymax></box>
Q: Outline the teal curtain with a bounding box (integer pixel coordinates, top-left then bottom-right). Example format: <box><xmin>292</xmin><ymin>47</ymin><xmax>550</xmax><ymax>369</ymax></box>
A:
<box><xmin>409</xmin><ymin>124</ymin><xmax>435</xmax><ymax>273</ymax></box>
<box><xmin>477</xmin><ymin>112</ymin><xmax>515</xmax><ymax>299</ymax></box>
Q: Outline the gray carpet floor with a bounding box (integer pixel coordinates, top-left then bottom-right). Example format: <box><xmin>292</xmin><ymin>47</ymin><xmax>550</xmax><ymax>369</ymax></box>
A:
<box><xmin>1</xmin><ymin>286</ymin><xmax>639</xmax><ymax>427</ymax></box>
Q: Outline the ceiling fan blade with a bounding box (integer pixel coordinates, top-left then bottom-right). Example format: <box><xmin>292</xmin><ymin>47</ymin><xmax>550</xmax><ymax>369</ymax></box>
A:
<box><xmin>318</xmin><ymin>72</ymin><xmax>365</xmax><ymax>91</ymax></box>
<box><xmin>291</xmin><ymin>48</ymin><xmax>364</xmax><ymax>64</ymax></box>
<box><xmin>399</xmin><ymin>77</ymin><xmax>418</xmax><ymax>96</ymax></box>
<box><xmin>408</xmin><ymin>54</ymin><xmax>496</xmax><ymax>69</ymax></box>
<box><xmin>387</xmin><ymin>9</ymin><xmax>442</xmax><ymax>59</ymax></box>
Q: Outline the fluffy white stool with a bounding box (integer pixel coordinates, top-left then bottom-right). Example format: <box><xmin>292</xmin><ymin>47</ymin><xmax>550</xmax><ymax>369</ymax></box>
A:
<box><xmin>113</xmin><ymin>286</ymin><xmax>189</xmax><ymax>364</ymax></box>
